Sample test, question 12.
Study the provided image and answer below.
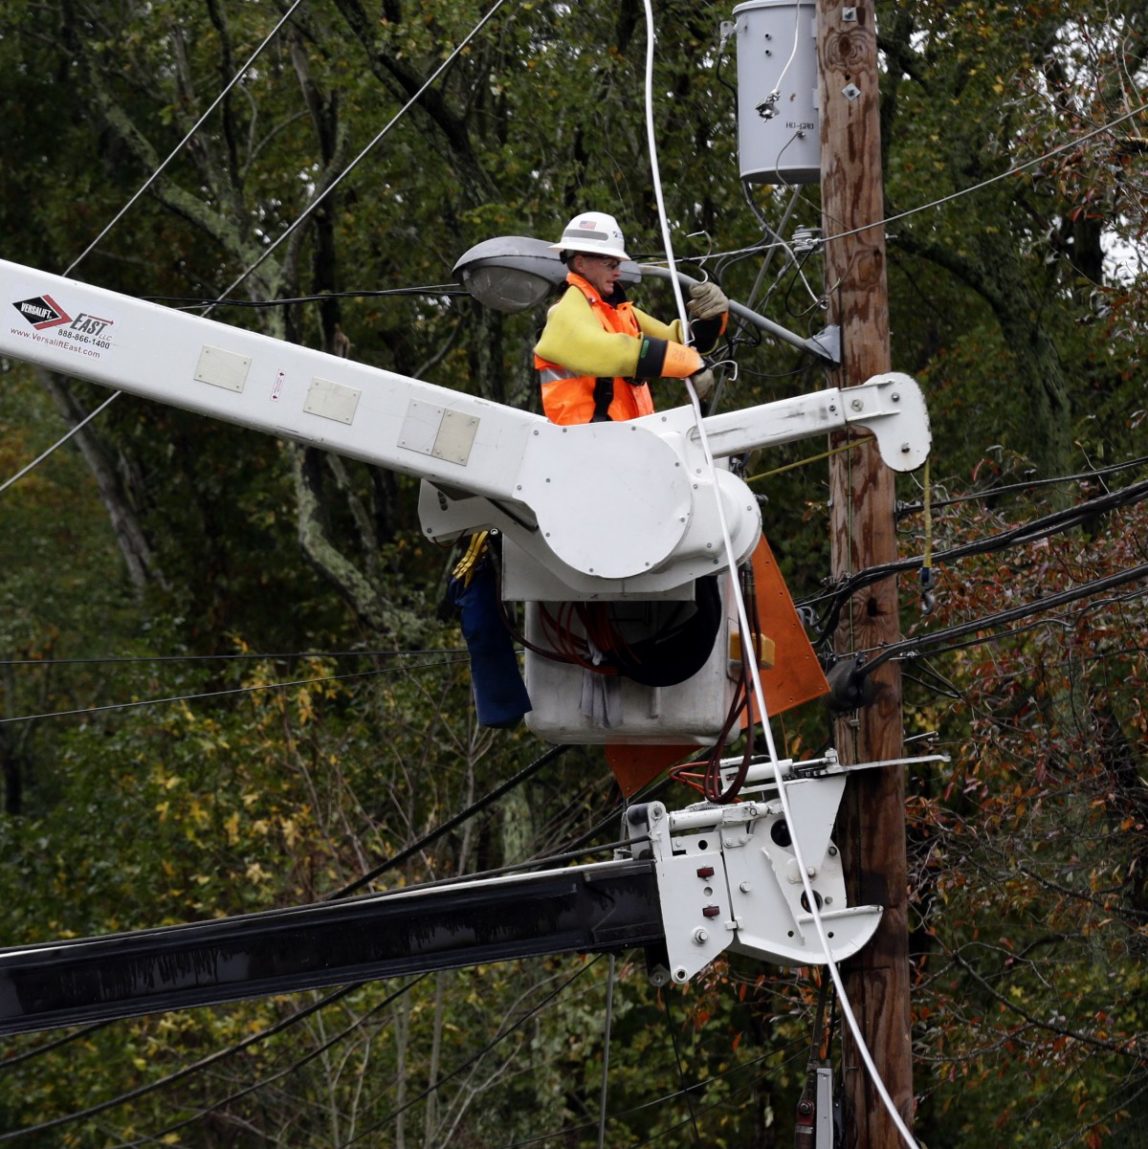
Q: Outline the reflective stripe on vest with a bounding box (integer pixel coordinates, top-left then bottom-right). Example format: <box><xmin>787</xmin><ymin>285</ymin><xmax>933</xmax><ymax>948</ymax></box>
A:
<box><xmin>534</xmin><ymin>275</ymin><xmax>654</xmax><ymax>425</ymax></box>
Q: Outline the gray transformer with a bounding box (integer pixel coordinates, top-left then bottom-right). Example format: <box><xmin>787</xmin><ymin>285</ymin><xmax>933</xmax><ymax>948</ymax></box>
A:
<box><xmin>734</xmin><ymin>0</ymin><xmax>821</xmax><ymax>184</ymax></box>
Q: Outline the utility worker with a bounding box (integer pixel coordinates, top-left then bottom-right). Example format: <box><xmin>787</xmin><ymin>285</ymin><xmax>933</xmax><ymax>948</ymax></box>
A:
<box><xmin>533</xmin><ymin>211</ymin><xmax>729</xmax><ymax>425</ymax></box>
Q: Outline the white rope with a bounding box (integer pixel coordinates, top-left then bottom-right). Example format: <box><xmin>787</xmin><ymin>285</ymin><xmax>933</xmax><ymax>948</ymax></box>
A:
<box><xmin>641</xmin><ymin>3</ymin><xmax>920</xmax><ymax>1145</ymax></box>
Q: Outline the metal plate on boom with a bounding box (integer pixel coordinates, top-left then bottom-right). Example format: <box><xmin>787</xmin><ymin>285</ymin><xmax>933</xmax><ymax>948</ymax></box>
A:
<box><xmin>517</xmin><ymin>421</ymin><xmax>692</xmax><ymax>579</ymax></box>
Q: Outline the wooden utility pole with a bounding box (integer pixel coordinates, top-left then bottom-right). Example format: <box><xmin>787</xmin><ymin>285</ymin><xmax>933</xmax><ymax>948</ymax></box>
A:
<box><xmin>815</xmin><ymin>2</ymin><xmax>914</xmax><ymax>1146</ymax></box>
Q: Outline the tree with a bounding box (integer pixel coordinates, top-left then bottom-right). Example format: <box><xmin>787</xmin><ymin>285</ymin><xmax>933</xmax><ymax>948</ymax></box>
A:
<box><xmin>0</xmin><ymin>0</ymin><xmax>1145</xmax><ymax>1144</ymax></box>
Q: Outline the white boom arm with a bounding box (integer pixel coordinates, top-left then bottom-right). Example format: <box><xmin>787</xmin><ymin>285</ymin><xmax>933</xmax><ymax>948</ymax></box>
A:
<box><xmin>2</xmin><ymin>259</ymin><xmax>930</xmax><ymax>597</ymax></box>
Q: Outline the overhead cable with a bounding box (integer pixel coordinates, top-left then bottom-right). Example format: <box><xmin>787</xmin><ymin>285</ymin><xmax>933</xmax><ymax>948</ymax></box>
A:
<box><xmin>335</xmin><ymin>958</ymin><xmax>601</xmax><ymax>1148</ymax></box>
<box><xmin>0</xmin><ymin>984</ymin><xmax>360</xmax><ymax>1145</ymax></box>
<box><xmin>829</xmin><ymin>99</ymin><xmax>1148</xmax><ymax>248</ymax></box>
<box><xmin>0</xmin><ymin>393</ymin><xmax>121</xmax><ymax>498</ymax></box>
<box><xmin>2</xmin><ymin>0</ymin><xmax>507</xmax><ymax>495</ymax></box>
<box><xmin>211</xmin><ymin>0</ymin><xmax>512</xmax><ymax>307</ymax></box>
<box><xmin>0</xmin><ymin>1020</ymin><xmax>115</xmax><ymax>1072</ymax></box>
<box><xmin>154</xmin><ymin>285</ymin><xmax>468</xmax><ymax>309</ymax></box>
<box><xmin>330</xmin><ymin>743</ymin><xmax>569</xmax><ymax>899</ymax></box>
<box><xmin>62</xmin><ymin>1</ymin><xmax>307</xmax><ymax>279</ymax></box>
<box><xmin>0</xmin><ymin>662</ymin><xmax>467</xmax><ymax>727</ymax></box>
<box><xmin>689</xmin><ymin>99</ymin><xmax>1148</xmax><ymax>270</ymax></box>
<box><xmin>104</xmin><ymin>977</ymin><xmax>428</xmax><ymax>1149</ymax></box>
<box><xmin>897</xmin><ymin>453</ymin><xmax>1148</xmax><ymax>515</ymax></box>
<box><xmin>803</xmin><ymin>473</ymin><xmax>1148</xmax><ymax>642</ymax></box>
<box><xmin>0</xmin><ymin>744</ymin><xmax>572</xmax><ymax>1124</ymax></box>
<box><xmin>865</xmin><ymin>561</ymin><xmax>1148</xmax><ymax>673</ymax></box>
<box><xmin>0</xmin><ymin>647</ymin><xmax>466</xmax><ymax>668</ymax></box>
<box><xmin>1</xmin><ymin>3</ymin><xmax>307</xmax><ymax>496</ymax></box>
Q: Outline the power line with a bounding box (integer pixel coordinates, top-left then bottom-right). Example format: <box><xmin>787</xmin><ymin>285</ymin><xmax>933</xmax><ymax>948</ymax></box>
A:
<box><xmin>802</xmin><ymin>474</ymin><xmax>1148</xmax><ymax>642</ymax></box>
<box><xmin>866</xmin><ymin>562</ymin><xmax>1148</xmax><ymax>673</ymax></box>
<box><xmin>151</xmin><ymin>285</ymin><xmax>468</xmax><ymax>309</ymax></box>
<box><xmin>0</xmin><ymin>4</ymin><xmax>308</xmax><ymax>496</ymax></box>
<box><xmin>688</xmin><ymin>98</ymin><xmax>1148</xmax><ymax>267</ymax></box>
<box><xmin>0</xmin><ymin>1020</ymin><xmax>115</xmax><ymax>1073</ymax></box>
<box><xmin>0</xmin><ymin>393</ymin><xmax>121</xmax><ymax>498</ymax></box>
<box><xmin>895</xmin><ymin>587</ymin><xmax>1148</xmax><ymax>671</ymax></box>
<box><xmin>0</xmin><ymin>661</ymin><xmax>468</xmax><ymax>727</ymax></box>
<box><xmin>330</xmin><ymin>742</ymin><xmax>569</xmax><ymax>899</ymax></box>
<box><xmin>0</xmin><ymin>0</ymin><xmax>510</xmax><ymax>497</ymax></box>
<box><xmin>104</xmin><ymin>976</ymin><xmax>428</xmax><ymax>1149</ymax></box>
<box><xmin>896</xmin><ymin>453</ymin><xmax>1148</xmax><ymax>517</ymax></box>
<box><xmin>825</xmin><ymin>98</ymin><xmax>1148</xmax><ymax>248</ymax></box>
<box><xmin>493</xmin><ymin>1048</ymin><xmax>782</xmax><ymax>1147</ymax></box>
<box><xmin>336</xmin><ymin>957</ymin><xmax>601</xmax><ymax>1148</ymax></box>
<box><xmin>0</xmin><ymin>984</ymin><xmax>360</xmax><ymax>1144</ymax></box>
<box><xmin>0</xmin><ymin>647</ymin><xmax>466</xmax><ymax>668</ymax></box>
<box><xmin>62</xmin><ymin>2</ymin><xmax>307</xmax><ymax>280</ymax></box>
<box><xmin>209</xmin><ymin>0</ymin><xmax>513</xmax><ymax>309</ymax></box>
<box><xmin>0</xmin><ymin>742</ymin><xmax>572</xmax><ymax>1132</ymax></box>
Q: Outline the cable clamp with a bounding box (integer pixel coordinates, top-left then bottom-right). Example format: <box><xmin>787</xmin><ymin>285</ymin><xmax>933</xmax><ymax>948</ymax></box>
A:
<box><xmin>919</xmin><ymin>565</ymin><xmax>935</xmax><ymax>615</ymax></box>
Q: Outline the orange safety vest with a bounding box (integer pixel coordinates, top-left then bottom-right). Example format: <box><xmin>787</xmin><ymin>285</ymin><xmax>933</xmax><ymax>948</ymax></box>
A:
<box><xmin>534</xmin><ymin>275</ymin><xmax>655</xmax><ymax>426</ymax></box>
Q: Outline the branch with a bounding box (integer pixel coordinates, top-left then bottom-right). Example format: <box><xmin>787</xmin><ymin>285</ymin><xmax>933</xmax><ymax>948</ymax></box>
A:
<box><xmin>949</xmin><ymin>946</ymin><xmax>1146</xmax><ymax>1059</ymax></box>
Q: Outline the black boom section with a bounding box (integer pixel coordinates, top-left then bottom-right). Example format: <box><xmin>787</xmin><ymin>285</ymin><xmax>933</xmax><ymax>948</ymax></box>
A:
<box><xmin>0</xmin><ymin>860</ymin><xmax>662</xmax><ymax>1035</ymax></box>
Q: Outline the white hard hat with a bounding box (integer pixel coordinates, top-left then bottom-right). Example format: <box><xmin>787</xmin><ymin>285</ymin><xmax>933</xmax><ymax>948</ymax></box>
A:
<box><xmin>550</xmin><ymin>211</ymin><xmax>629</xmax><ymax>260</ymax></box>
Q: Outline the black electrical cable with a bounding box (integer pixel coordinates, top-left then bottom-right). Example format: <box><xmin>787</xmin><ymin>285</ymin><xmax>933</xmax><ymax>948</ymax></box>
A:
<box><xmin>330</xmin><ymin>743</ymin><xmax>569</xmax><ymax>898</ymax></box>
<box><xmin>335</xmin><ymin>958</ymin><xmax>602</xmax><ymax>1148</ymax></box>
<box><xmin>803</xmin><ymin>474</ymin><xmax>1148</xmax><ymax>643</ymax></box>
<box><xmin>895</xmin><ymin>588</ymin><xmax>1148</xmax><ymax>670</ymax></box>
<box><xmin>0</xmin><ymin>745</ymin><xmax>573</xmax><ymax>1132</ymax></box>
<box><xmin>861</xmin><ymin>561</ymin><xmax>1148</xmax><ymax>674</ymax></box>
<box><xmin>0</xmin><ymin>984</ymin><xmax>360</xmax><ymax>1144</ymax></box>
<box><xmin>104</xmin><ymin>976</ymin><xmax>428</xmax><ymax>1149</ymax></box>
<box><xmin>896</xmin><ymin>452</ymin><xmax>1148</xmax><ymax>517</ymax></box>
<box><xmin>660</xmin><ymin>989</ymin><xmax>704</xmax><ymax>1148</ymax></box>
<box><xmin>492</xmin><ymin>1049</ymin><xmax>780</xmax><ymax>1148</ymax></box>
<box><xmin>0</xmin><ymin>1020</ymin><xmax>115</xmax><ymax>1072</ymax></box>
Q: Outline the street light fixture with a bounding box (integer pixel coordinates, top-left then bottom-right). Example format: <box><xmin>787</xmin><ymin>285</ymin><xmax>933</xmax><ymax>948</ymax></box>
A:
<box><xmin>453</xmin><ymin>235</ymin><xmax>838</xmax><ymax>363</ymax></box>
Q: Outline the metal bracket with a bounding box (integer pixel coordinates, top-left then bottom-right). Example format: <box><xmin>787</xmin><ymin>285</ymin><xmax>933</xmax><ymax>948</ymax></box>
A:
<box><xmin>806</xmin><ymin>324</ymin><xmax>840</xmax><ymax>364</ymax></box>
<box><xmin>625</xmin><ymin>749</ymin><xmax>950</xmax><ymax>982</ymax></box>
<box><xmin>626</xmin><ymin>786</ymin><xmax>881</xmax><ymax>982</ymax></box>
<box><xmin>840</xmin><ymin>372</ymin><xmax>932</xmax><ymax>472</ymax></box>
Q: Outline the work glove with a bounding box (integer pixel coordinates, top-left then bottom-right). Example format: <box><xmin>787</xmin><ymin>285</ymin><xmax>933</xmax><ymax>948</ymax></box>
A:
<box><xmin>687</xmin><ymin>281</ymin><xmax>728</xmax><ymax>322</ymax></box>
<box><xmin>659</xmin><ymin>340</ymin><xmax>705</xmax><ymax>378</ymax></box>
<box><xmin>689</xmin><ymin>368</ymin><xmax>717</xmax><ymax>402</ymax></box>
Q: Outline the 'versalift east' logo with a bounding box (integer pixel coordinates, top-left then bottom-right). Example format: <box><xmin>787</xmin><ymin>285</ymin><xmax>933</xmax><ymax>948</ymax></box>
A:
<box><xmin>13</xmin><ymin>295</ymin><xmax>73</xmax><ymax>330</ymax></box>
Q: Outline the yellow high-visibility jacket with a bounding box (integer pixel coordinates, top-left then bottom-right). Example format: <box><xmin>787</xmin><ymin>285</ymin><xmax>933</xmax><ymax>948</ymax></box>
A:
<box><xmin>533</xmin><ymin>273</ymin><xmax>713</xmax><ymax>425</ymax></box>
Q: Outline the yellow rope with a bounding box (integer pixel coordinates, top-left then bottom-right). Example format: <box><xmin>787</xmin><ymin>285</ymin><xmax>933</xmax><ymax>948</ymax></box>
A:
<box><xmin>923</xmin><ymin>456</ymin><xmax>933</xmax><ymax>570</ymax></box>
<box><xmin>451</xmin><ymin>530</ymin><xmax>490</xmax><ymax>586</ymax></box>
<box><xmin>746</xmin><ymin>438</ymin><xmax>860</xmax><ymax>484</ymax></box>
<box><xmin>920</xmin><ymin>456</ymin><xmax>935</xmax><ymax>613</ymax></box>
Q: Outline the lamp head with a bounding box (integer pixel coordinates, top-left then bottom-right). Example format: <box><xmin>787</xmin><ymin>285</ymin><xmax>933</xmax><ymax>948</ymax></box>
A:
<box><xmin>454</xmin><ymin>235</ymin><xmax>639</xmax><ymax>313</ymax></box>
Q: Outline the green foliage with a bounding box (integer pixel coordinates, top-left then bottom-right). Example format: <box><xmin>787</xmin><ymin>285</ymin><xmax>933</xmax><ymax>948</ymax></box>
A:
<box><xmin>0</xmin><ymin>0</ymin><xmax>1145</xmax><ymax>1144</ymax></box>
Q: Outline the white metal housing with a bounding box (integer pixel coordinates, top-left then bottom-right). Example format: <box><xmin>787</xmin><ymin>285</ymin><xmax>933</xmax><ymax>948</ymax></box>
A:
<box><xmin>734</xmin><ymin>0</ymin><xmax>821</xmax><ymax>184</ymax></box>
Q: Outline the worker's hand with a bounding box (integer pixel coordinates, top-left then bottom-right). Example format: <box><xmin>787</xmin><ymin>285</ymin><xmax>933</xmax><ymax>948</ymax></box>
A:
<box><xmin>661</xmin><ymin>341</ymin><xmax>705</xmax><ymax>378</ymax></box>
<box><xmin>689</xmin><ymin>369</ymin><xmax>716</xmax><ymax>402</ymax></box>
<box><xmin>687</xmin><ymin>281</ymin><xmax>728</xmax><ymax>321</ymax></box>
